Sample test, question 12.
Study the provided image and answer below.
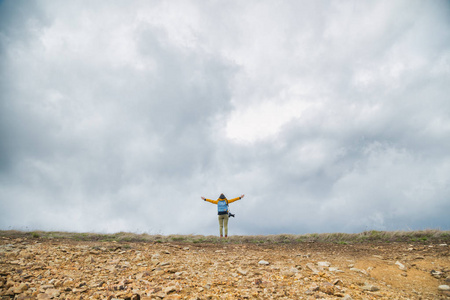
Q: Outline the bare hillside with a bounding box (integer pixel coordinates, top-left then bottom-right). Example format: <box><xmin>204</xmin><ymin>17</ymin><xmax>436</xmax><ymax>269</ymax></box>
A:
<box><xmin>0</xmin><ymin>232</ymin><xmax>449</xmax><ymax>299</ymax></box>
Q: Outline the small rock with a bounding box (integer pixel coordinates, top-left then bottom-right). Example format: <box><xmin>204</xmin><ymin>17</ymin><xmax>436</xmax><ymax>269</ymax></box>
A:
<box><xmin>39</xmin><ymin>285</ymin><xmax>54</xmax><ymax>291</ymax></box>
<box><xmin>16</xmin><ymin>295</ymin><xmax>33</xmax><ymax>300</ymax></box>
<box><xmin>37</xmin><ymin>294</ymin><xmax>52</xmax><ymax>300</ymax></box>
<box><xmin>72</xmin><ymin>287</ymin><xmax>88</xmax><ymax>293</ymax></box>
<box><xmin>306</xmin><ymin>263</ymin><xmax>320</xmax><ymax>274</ymax></box>
<box><xmin>333</xmin><ymin>279</ymin><xmax>343</xmax><ymax>285</ymax></box>
<box><xmin>164</xmin><ymin>285</ymin><xmax>177</xmax><ymax>293</ymax></box>
<box><xmin>318</xmin><ymin>261</ymin><xmax>331</xmax><ymax>268</ymax></box>
<box><xmin>4</xmin><ymin>287</ymin><xmax>14</xmax><ymax>296</ymax></box>
<box><xmin>237</xmin><ymin>267</ymin><xmax>248</xmax><ymax>276</ymax></box>
<box><xmin>281</xmin><ymin>267</ymin><xmax>298</xmax><ymax>276</ymax></box>
<box><xmin>431</xmin><ymin>270</ymin><xmax>443</xmax><ymax>279</ymax></box>
<box><xmin>12</xmin><ymin>283</ymin><xmax>29</xmax><ymax>293</ymax></box>
<box><xmin>320</xmin><ymin>282</ymin><xmax>336</xmax><ymax>295</ymax></box>
<box><xmin>304</xmin><ymin>289</ymin><xmax>314</xmax><ymax>295</ymax></box>
<box><xmin>5</xmin><ymin>280</ymin><xmax>15</xmax><ymax>289</ymax></box>
<box><xmin>362</xmin><ymin>283</ymin><xmax>379</xmax><ymax>291</ymax></box>
<box><xmin>45</xmin><ymin>288</ymin><xmax>60</xmax><ymax>298</ymax></box>
<box><xmin>438</xmin><ymin>285</ymin><xmax>450</xmax><ymax>291</ymax></box>
<box><xmin>258</xmin><ymin>260</ymin><xmax>269</xmax><ymax>265</ymax></box>
<box><xmin>329</xmin><ymin>267</ymin><xmax>342</xmax><ymax>272</ymax></box>
<box><xmin>395</xmin><ymin>261</ymin><xmax>407</xmax><ymax>271</ymax></box>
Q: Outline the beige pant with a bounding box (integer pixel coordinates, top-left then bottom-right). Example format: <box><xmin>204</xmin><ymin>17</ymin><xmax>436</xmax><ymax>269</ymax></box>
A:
<box><xmin>218</xmin><ymin>214</ymin><xmax>229</xmax><ymax>236</ymax></box>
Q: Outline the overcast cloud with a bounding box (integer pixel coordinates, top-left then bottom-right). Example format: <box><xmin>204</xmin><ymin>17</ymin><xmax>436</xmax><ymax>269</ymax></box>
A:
<box><xmin>1</xmin><ymin>0</ymin><xmax>449</xmax><ymax>235</ymax></box>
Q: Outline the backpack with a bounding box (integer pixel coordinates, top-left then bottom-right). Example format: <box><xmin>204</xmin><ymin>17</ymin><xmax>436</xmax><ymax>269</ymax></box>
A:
<box><xmin>217</xmin><ymin>200</ymin><xmax>228</xmax><ymax>213</ymax></box>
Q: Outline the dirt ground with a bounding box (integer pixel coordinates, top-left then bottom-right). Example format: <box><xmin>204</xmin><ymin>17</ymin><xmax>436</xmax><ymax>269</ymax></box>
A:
<box><xmin>0</xmin><ymin>236</ymin><xmax>449</xmax><ymax>299</ymax></box>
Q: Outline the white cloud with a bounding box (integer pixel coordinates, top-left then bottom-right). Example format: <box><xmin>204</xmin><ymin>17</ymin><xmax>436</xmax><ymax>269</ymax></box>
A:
<box><xmin>1</xmin><ymin>0</ymin><xmax>449</xmax><ymax>235</ymax></box>
<box><xmin>225</xmin><ymin>97</ymin><xmax>315</xmax><ymax>143</ymax></box>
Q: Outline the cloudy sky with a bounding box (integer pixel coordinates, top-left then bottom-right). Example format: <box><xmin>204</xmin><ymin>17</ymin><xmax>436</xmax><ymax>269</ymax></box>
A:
<box><xmin>1</xmin><ymin>1</ymin><xmax>449</xmax><ymax>236</ymax></box>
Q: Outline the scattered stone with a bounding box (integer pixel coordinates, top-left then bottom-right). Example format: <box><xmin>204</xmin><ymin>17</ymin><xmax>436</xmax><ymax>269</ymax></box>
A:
<box><xmin>12</xmin><ymin>283</ymin><xmax>29</xmax><ymax>293</ymax></box>
<box><xmin>164</xmin><ymin>285</ymin><xmax>177</xmax><ymax>294</ymax></box>
<box><xmin>280</xmin><ymin>267</ymin><xmax>298</xmax><ymax>276</ymax></box>
<box><xmin>306</xmin><ymin>263</ymin><xmax>320</xmax><ymax>274</ymax></box>
<box><xmin>333</xmin><ymin>279</ymin><xmax>343</xmax><ymax>285</ymax></box>
<box><xmin>39</xmin><ymin>285</ymin><xmax>54</xmax><ymax>291</ymax></box>
<box><xmin>72</xmin><ymin>287</ymin><xmax>88</xmax><ymax>293</ymax></box>
<box><xmin>362</xmin><ymin>283</ymin><xmax>379</xmax><ymax>291</ymax></box>
<box><xmin>37</xmin><ymin>294</ymin><xmax>52</xmax><ymax>300</ymax></box>
<box><xmin>320</xmin><ymin>282</ymin><xmax>336</xmax><ymax>295</ymax></box>
<box><xmin>431</xmin><ymin>270</ymin><xmax>443</xmax><ymax>279</ymax></box>
<box><xmin>45</xmin><ymin>288</ymin><xmax>60</xmax><ymax>298</ymax></box>
<box><xmin>16</xmin><ymin>295</ymin><xmax>33</xmax><ymax>300</ymax></box>
<box><xmin>4</xmin><ymin>287</ymin><xmax>14</xmax><ymax>296</ymax></box>
<box><xmin>258</xmin><ymin>260</ymin><xmax>269</xmax><ymax>265</ymax></box>
<box><xmin>329</xmin><ymin>267</ymin><xmax>342</xmax><ymax>272</ymax></box>
<box><xmin>237</xmin><ymin>267</ymin><xmax>248</xmax><ymax>276</ymax></box>
<box><xmin>395</xmin><ymin>261</ymin><xmax>407</xmax><ymax>271</ymax></box>
<box><xmin>318</xmin><ymin>261</ymin><xmax>331</xmax><ymax>268</ymax></box>
<box><xmin>438</xmin><ymin>285</ymin><xmax>450</xmax><ymax>291</ymax></box>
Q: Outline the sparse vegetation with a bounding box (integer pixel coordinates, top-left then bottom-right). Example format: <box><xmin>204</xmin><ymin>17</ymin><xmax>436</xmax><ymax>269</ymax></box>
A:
<box><xmin>2</xmin><ymin>229</ymin><xmax>448</xmax><ymax>245</ymax></box>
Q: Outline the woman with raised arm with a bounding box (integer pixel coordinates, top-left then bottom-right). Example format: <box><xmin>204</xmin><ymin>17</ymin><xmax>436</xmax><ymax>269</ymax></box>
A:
<box><xmin>201</xmin><ymin>193</ymin><xmax>245</xmax><ymax>238</ymax></box>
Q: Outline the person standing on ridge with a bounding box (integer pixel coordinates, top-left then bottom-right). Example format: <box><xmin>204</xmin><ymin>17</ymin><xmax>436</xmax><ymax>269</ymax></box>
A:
<box><xmin>201</xmin><ymin>193</ymin><xmax>245</xmax><ymax>238</ymax></box>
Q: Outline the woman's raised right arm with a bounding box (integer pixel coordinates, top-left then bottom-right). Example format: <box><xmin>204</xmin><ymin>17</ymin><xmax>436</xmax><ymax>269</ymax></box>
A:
<box><xmin>201</xmin><ymin>197</ymin><xmax>218</xmax><ymax>204</ymax></box>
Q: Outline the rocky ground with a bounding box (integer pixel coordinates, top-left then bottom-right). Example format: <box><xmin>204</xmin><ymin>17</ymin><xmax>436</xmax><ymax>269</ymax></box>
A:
<box><xmin>0</xmin><ymin>235</ymin><xmax>449</xmax><ymax>299</ymax></box>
